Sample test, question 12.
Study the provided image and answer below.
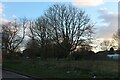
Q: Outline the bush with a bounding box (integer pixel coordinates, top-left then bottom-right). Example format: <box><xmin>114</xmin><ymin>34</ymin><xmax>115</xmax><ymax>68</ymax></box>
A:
<box><xmin>70</xmin><ymin>50</ymin><xmax>95</xmax><ymax>60</ymax></box>
<box><xmin>109</xmin><ymin>47</ymin><xmax>115</xmax><ymax>54</ymax></box>
<box><xmin>23</xmin><ymin>48</ymin><xmax>40</xmax><ymax>59</ymax></box>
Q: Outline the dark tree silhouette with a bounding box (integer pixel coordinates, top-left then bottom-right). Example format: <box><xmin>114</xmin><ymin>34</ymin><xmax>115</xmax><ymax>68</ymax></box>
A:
<box><xmin>109</xmin><ymin>47</ymin><xmax>115</xmax><ymax>54</ymax></box>
<box><xmin>27</xmin><ymin>18</ymin><xmax>52</xmax><ymax>59</ymax></box>
<box><xmin>23</xmin><ymin>38</ymin><xmax>40</xmax><ymax>59</ymax></box>
<box><xmin>23</xmin><ymin>4</ymin><xmax>95</xmax><ymax>59</ymax></box>
<box><xmin>40</xmin><ymin>4</ymin><xmax>95</xmax><ymax>57</ymax></box>
<box><xmin>2</xmin><ymin>18</ymin><xmax>27</xmax><ymax>57</ymax></box>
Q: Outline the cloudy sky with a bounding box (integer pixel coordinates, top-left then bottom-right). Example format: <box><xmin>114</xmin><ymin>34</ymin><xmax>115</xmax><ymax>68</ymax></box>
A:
<box><xmin>0</xmin><ymin>0</ymin><xmax>118</xmax><ymax>51</ymax></box>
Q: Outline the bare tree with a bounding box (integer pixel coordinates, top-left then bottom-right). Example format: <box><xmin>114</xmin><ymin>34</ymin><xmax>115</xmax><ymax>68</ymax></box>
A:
<box><xmin>42</xmin><ymin>4</ymin><xmax>95</xmax><ymax>56</ymax></box>
<box><xmin>2</xmin><ymin>18</ymin><xmax>28</xmax><ymax>56</ymax></box>
<box><xmin>100</xmin><ymin>40</ymin><xmax>116</xmax><ymax>51</ymax></box>
<box><xmin>113</xmin><ymin>29</ymin><xmax>120</xmax><ymax>50</ymax></box>
<box><xmin>26</xmin><ymin>17</ymin><xmax>51</xmax><ymax>59</ymax></box>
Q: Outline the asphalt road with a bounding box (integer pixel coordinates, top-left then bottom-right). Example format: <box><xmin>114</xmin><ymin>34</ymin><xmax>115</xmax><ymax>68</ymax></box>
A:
<box><xmin>2</xmin><ymin>70</ymin><xmax>33</xmax><ymax>80</ymax></box>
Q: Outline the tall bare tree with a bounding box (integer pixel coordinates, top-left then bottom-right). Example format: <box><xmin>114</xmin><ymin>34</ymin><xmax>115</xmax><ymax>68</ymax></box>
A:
<box><xmin>26</xmin><ymin>17</ymin><xmax>51</xmax><ymax>59</ymax></box>
<box><xmin>42</xmin><ymin>4</ymin><xmax>95</xmax><ymax>56</ymax></box>
<box><xmin>2</xmin><ymin>18</ymin><xmax>28</xmax><ymax>56</ymax></box>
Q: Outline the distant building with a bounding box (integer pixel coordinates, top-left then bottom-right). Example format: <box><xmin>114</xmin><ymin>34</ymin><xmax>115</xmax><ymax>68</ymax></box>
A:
<box><xmin>107</xmin><ymin>54</ymin><xmax>119</xmax><ymax>60</ymax></box>
<box><xmin>107</xmin><ymin>47</ymin><xmax>119</xmax><ymax>60</ymax></box>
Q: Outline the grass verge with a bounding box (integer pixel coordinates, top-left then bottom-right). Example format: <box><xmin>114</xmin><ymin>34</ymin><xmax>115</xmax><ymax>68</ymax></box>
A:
<box><xmin>3</xmin><ymin>59</ymin><xmax>119</xmax><ymax>78</ymax></box>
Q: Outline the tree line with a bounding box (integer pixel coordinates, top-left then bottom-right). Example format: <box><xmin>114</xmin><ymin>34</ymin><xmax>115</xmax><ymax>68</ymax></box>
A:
<box><xmin>1</xmin><ymin>4</ymin><xmax>119</xmax><ymax>60</ymax></box>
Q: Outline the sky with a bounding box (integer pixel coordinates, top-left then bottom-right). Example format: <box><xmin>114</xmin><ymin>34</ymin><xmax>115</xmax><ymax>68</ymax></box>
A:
<box><xmin>0</xmin><ymin>0</ymin><xmax>119</xmax><ymax>52</ymax></box>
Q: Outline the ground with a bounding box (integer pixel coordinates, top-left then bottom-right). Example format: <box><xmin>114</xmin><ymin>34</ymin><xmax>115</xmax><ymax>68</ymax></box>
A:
<box><xmin>2</xmin><ymin>59</ymin><xmax>119</xmax><ymax>79</ymax></box>
<box><xmin>2</xmin><ymin>70</ymin><xmax>29</xmax><ymax>78</ymax></box>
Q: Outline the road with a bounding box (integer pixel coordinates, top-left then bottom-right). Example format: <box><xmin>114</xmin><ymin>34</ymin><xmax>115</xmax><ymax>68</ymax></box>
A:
<box><xmin>2</xmin><ymin>70</ymin><xmax>33</xmax><ymax>80</ymax></box>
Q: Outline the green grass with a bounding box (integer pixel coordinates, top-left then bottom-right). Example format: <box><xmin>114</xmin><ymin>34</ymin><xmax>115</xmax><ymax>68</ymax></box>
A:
<box><xmin>3</xmin><ymin>59</ymin><xmax>119</xmax><ymax>78</ymax></box>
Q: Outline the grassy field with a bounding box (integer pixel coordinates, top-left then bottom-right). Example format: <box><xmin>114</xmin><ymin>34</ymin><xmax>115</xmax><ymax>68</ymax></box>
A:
<box><xmin>3</xmin><ymin>59</ymin><xmax>119</xmax><ymax>78</ymax></box>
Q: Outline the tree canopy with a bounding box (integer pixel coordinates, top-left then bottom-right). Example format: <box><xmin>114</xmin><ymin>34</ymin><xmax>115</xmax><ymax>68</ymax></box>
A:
<box><xmin>30</xmin><ymin>4</ymin><xmax>95</xmax><ymax>57</ymax></box>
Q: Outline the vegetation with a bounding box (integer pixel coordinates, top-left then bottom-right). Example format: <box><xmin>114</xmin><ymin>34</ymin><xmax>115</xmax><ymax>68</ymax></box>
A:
<box><xmin>25</xmin><ymin>4</ymin><xmax>95</xmax><ymax>60</ymax></box>
<box><xmin>2</xmin><ymin>4</ymin><xmax>120</xmax><ymax>79</ymax></box>
<box><xmin>100</xmin><ymin>40</ymin><xmax>116</xmax><ymax>51</ymax></box>
<box><xmin>3</xmin><ymin>59</ymin><xmax>119</xmax><ymax>78</ymax></box>
<box><xmin>2</xmin><ymin>18</ymin><xmax>28</xmax><ymax>58</ymax></box>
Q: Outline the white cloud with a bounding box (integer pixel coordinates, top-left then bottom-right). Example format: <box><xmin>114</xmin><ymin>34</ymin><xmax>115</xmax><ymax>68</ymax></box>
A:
<box><xmin>97</xmin><ymin>8</ymin><xmax>118</xmax><ymax>39</ymax></box>
<box><xmin>98</xmin><ymin>8</ymin><xmax>107</xmax><ymax>13</ymax></box>
<box><xmin>0</xmin><ymin>3</ymin><xmax>16</xmax><ymax>25</ymax></box>
<box><xmin>0</xmin><ymin>18</ymin><xmax>10</xmax><ymax>24</ymax></box>
<box><xmin>73</xmin><ymin>0</ymin><xmax>103</xmax><ymax>7</ymax></box>
<box><xmin>12</xmin><ymin>14</ymin><xmax>17</xmax><ymax>18</ymax></box>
